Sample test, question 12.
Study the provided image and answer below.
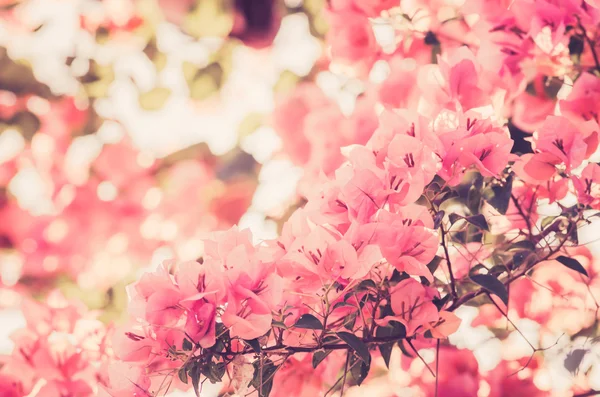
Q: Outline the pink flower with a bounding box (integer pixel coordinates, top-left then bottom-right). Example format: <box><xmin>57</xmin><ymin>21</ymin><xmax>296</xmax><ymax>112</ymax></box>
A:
<box><xmin>272</xmin><ymin>84</ymin><xmax>332</xmax><ymax>165</ymax></box>
<box><xmin>424</xmin><ymin>347</ymin><xmax>480</xmax><ymax>397</ymax></box>
<box><xmin>448</xmin><ymin>242</ymin><xmax>492</xmax><ymax>279</ymax></box>
<box><xmin>378</xmin><ymin>278</ymin><xmax>440</xmax><ymax>336</ymax></box>
<box><xmin>376</xmin><ymin>213</ymin><xmax>438</xmax><ymax>281</ymax></box>
<box><xmin>440</xmin><ymin>132</ymin><xmax>513</xmax><ymax>184</ymax></box>
<box><xmin>572</xmin><ymin>163</ymin><xmax>600</xmax><ymax>209</ymax></box>
<box><xmin>418</xmin><ymin>47</ymin><xmax>495</xmax><ymax>113</ymax></box>
<box><xmin>326</xmin><ymin>10</ymin><xmax>378</xmax><ymax>74</ymax></box>
<box><xmin>0</xmin><ymin>374</ymin><xmax>25</xmax><ymax>397</ymax></box>
<box><xmin>378</xmin><ymin>57</ymin><xmax>420</xmax><ymax>109</ymax></box>
<box><xmin>100</xmin><ymin>362</ymin><xmax>151</xmax><ymax>397</ymax></box>
<box><xmin>531</xmin><ymin>116</ymin><xmax>589</xmax><ymax>172</ymax></box>
<box><xmin>112</xmin><ymin>325</ymin><xmax>153</xmax><ymax>363</ymax></box>
<box><xmin>330</xmin><ymin>0</ymin><xmax>397</xmax><ymax>16</ymax></box>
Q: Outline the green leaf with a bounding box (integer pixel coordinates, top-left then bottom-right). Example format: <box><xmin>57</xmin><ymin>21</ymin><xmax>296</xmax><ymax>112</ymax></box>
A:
<box><xmin>245</xmin><ymin>338</ymin><xmax>262</xmax><ymax>353</ymax></box>
<box><xmin>271</xmin><ymin>321</ymin><xmax>288</xmax><ymax>330</ymax></box>
<box><xmin>541</xmin><ymin>216</ymin><xmax>558</xmax><ymax>229</ymax></box>
<box><xmin>432</xmin><ymin>294</ymin><xmax>451</xmax><ymax>311</ymax></box>
<box><xmin>508</xmin><ymin>240</ymin><xmax>536</xmax><ymax>251</ymax></box>
<box><xmin>448</xmin><ymin>213</ymin><xmax>489</xmax><ymax>231</ymax></box>
<box><xmin>332</xmin><ymin>301</ymin><xmax>354</xmax><ymax>310</ymax></box>
<box><xmin>190</xmin><ymin>364</ymin><xmax>201</xmax><ymax>397</ymax></box>
<box><xmin>390</xmin><ymin>269</ymin><xmax>409</xmax><ymax>283</ymax></box>
<box><xmin>293</xmin><ymin>314</ymin><xmax>323</xmax><ymax>330</ymax></box>
<box><xmin>350</xmin><ymin>355</ymin><xmax>370</xmax><ymax>386</ymax></box>
<box><xmin>202</xmin><ymin>362</ymin><xmax>226</xmax><ymax>384</ymax></box>
<box><xmin>483</xmin><ymin>175</ymin><xmax>513</xmax><ymax>215</ymax></box>
<box><xmin>343</xmin><ymin>312</ymin><xmax>358</xmax><ymax>330</ymax></box>
<box><xmin>178</xmin><ymin>367</ymin><xmax>188</xmax><ymax>384</ymax></box>
<box><xmin>448</xmin><ymin>213</ymin><xmax>462</xmax><ymax>225</ymax></box>
<box><xmin>426</xmin><ymin>256</ymin><xmax>442</xmax><ymax>275</ymax></box>
<box><xmin>375</xmin><ymin>325</ymin><xmax>402</xmax><ymax>369</ymax></box>
<box><xmin>337</xmin><ymin>331</ymin><xmax>371</xmax><ymax>365</ymax></box>
<box><xmin>378</xmin><ymin>342</ymin><xmax>393</xmax><ymax>369</ymax></box>
<box><xmin>433</xmin><ymin>210</ymin><xmax>445</xmax><ymax>229</ymax></box>
<box><xmin>512</xmin><ymin>251</ymin><xmax>529</xmax><ymax>268</ymax></box>
<box><xmin>556</xmin><ymin>256</ymin><xmax>589</xmax><ymax>277</ymax></box>
<box><xmin>467</xmin><ymin>184</ymin><xmax>482</xmax><ymax>213</ymax></box>
<box><xmin>397</xmin><ymin>340</ymin><xmax>414</xmax><ymax>358</ymax></box>
<box><xmin>312</xmin><ymin>349</ymin><xmax>333</xmax><ymax>369</ymax></box>
<box><xmin>356</xmin><ymin>279</ymin><xmax>377</xmax><ymax>291</ymax></box>
<box><xmin>182</xmin><ymin>338</ymin><xmax>193</xmax><ymax>351</ymax></box>
<box><xmin>469</xmin><ymin>263</ymin><xmax>488</xmax><ymax>276</ymax></box>
<box><xmin>564</xmin><ymin>348</ymin><xmax>588</xmax><ymax>375</ymax></box>
<box><xmin>250</xmin><ymin>358</ymin><xmax>278</xmax><ymax>397</ymax></box>
<box><xmin>464</xmin><ymin>214</ymin><xmax>489</xmax><ymax>231</ymax></box>
<box><xmin>470</xmin><ymin>274</ymin><xmax>509</xmax><ymax>305</ymax></box>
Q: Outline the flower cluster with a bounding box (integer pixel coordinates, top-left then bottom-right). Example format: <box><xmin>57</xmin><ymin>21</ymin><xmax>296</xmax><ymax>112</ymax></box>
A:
<box><xmin>2</xmin><ymin>0</ymin><xmax>600</xmax><ymax>397</ymax></box>
<box><xmin>0</xmin><ymin>292</ymin><xmax>112</xmax><ymax>397</ymax></box>
<box><xmin>107</xmin><ymin>0</ymin><xmax>600</xmax><ymax>396</ymax></box>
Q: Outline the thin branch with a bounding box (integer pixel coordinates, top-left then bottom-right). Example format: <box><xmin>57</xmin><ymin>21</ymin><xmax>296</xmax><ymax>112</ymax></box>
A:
<box><xmin>406</xmin><ymin>339</ymin><xmax>436</xmax><ymax>378</ymax></box>
<box><xmin>440</xmin><ymin>223</ymin><xmax>458</xmax><ymax>299</ymax></box>
<box><xmin>576</xmin><ymin>15</ymin><xmax>600</xmax><ymax>72</ymax></box>
<box><xmin>435</xmin><ymin>339</ymin><xmax>440</xmax><ymax>397</ymax></box>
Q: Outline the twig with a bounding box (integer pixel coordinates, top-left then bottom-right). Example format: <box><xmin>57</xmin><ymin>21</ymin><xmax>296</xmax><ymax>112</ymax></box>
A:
<box><xmin>576</xmin><ymin>15</ymin><xmax>600</xmax><ymax>72</ymax></box>
<box><xmin>440</xmin><ymin>224</ymin><xmax>458</xmax><ymax>299</ymax></box>
<box><xmin>406</xmin><ymin>339</ymin><xmax>436</xmax><ymax>378</ymax></box>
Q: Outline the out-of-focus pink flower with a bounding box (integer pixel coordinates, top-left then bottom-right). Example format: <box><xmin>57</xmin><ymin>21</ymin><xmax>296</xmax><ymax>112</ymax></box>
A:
<box><xmin>326</xmin><ymin>10</ymin><xmax>379</xmax><ymax>75</ymax></box>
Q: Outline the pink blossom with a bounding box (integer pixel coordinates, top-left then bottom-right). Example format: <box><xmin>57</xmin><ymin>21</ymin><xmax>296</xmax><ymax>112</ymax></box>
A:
<box><xmin>378</xmin><ymin>278</ymin><xmax>440</xmax><ymax>336</ymax></box>
<box><xmin>326</xmin><ymin>10</ymin><xmax>378</xmax><ymax>74</ymax></box>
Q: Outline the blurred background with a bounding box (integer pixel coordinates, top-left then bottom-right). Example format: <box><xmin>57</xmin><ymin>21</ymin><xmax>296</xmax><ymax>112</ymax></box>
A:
<box><xmin>0</xmin><ymin>0</ymin><xmax>329</xmax><ymax>365</ymax></box>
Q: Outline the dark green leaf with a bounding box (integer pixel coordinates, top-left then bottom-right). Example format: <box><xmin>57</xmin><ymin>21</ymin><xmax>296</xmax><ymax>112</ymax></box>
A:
<box><xmin>245</xmin><ymin>338</ymin><xmax>262</xmax><ymax>353</ymax></box>
<box><xmin>541</xmin><ymin>216</ymin><xmax>558</xmax><ymax>229</ymax></box>
<box><xmin>378</xmin><ymin>342</ymin><xmax>393</xmax><ymax>369</ymax></box>
<box><xmin>350</xmin><ymin>355</ymin><xmax>370</xmax><ymax>386</ymax></box>
<box><xmin>433</xmin><ymin>211</ymin><xmax>445</xmax><ymax>230</ymax></box>
<box><xmin>390</xmin><ymin>269</ymin><xmax>409</xmax><ymax>283</ymax></box>
<box><xmin>203</xmin><ymin>362</ymin><xmax>226</xmax><ymax>384</ymax></box>
<box><xmin>294</xmin><ymin>314</ymin><xmax>323</xmax><ymax>330</ymax></box>
<box><xmin>564</xmin><ymin>348</ymin><xmax>588</xmax><ymax>375</ymax></box>
<box><xmin>356</xmin><ymin>279</ymin><xmax>377</xmax><ymax>291</ymax></box>
<box><xmin>426</xmin><ymin>256</ymin><xmax>442</xmax><ymax>275</ymax></box>
<box><xmin>337</xmin><ymin>332</ymin><xmax>371</xmax><ymax>365</ymax></box>
<box><xmin>468</xmin><ymin>263</ymin><xmax>488</xmax><ymax>276</ymax></box>
<box><xmin>467</xmin><ymin>184</ymin><xmax>482</xmax><ymax>213</ymax></box>
<box><xmin>397</xmin><ymin>340</ymin><xmax>414</xmax><ymax>358</ymax></box>
<box><xmin>182</xmin><ymin>338</ymin><xmax>193</xmax><ymax>351</ymax></box>
<box><xmin>375</xmin><ymin>325</ymin><xmax>402</xmax><ymax>369</ymax></box>
<box><xmin>343</xmin><ymin>312</ymin><xmax>357</xmax><ymax>330</ymax></box>
<box><xmin>509</xmin><ymin>240</ymin><xmax>536</xmax><ymax>251</ymax></box>
<box><xmin>333</xmin><ymin>301</ymin><xmax>354</xmax><ymax>310</ymax></box>
<box><xmin>448</xmin><ymin>213</ymin><xmax>489</xmax><ymax>231</ymax></box>
<box><xmin>190</xmin><ymin>364</ymin><xmax>201</xmax><ymax>397</ymax></box>
<box><xmin>250</xmin><ymin>358</ymin><xmax>278</xmax><ymax>397</ymax></box>
<box><xmin>470</xmin><ymin>274</ymin><xmax>509</xmax><ymax>305</ymax></box>
<box><xmin>464</xmin><ymin>214</ymin><xmax>489</xmax><ymax>231</ymax></box>
<box><xmin>556</xmin><ymin>256</ymin><xmax>588</xmax><ymax>277</ymax></box>
<box><xmin>512</xmin><ymin>251</ymin><xmax>529</xmax><ymax>268</ymax></box>
<box><xmin>448</xmin><ymin>213</ymin><xmax>462</xmax><ymax>225</ymax></box>
<box><xmin>432</xmin><ymin>294</ymin><xmax>451</xmax><ymax>311</ymax></box>
<box><xmin>569</xmin><ymin>35</ymin><xmax>584</xmax><ymax>56</ymax></box>
<box><xmin>483</xmin><ymin>175</ymin><xmax>513</xmax><ymax>215</ymax></box>
<box><xmin>271</xmin><ymin>321</ymin><xmax>288</xmax><ymax>330</ymax></box>
<box><xmin>178</xmin><ymin>367</ymin><xmax>188</xmax><ymax>384</ymax></box>
<box><xmin>312</xmin><ymin>349</ymin><xmax>333</xmax><ymax>369</ymax></box>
